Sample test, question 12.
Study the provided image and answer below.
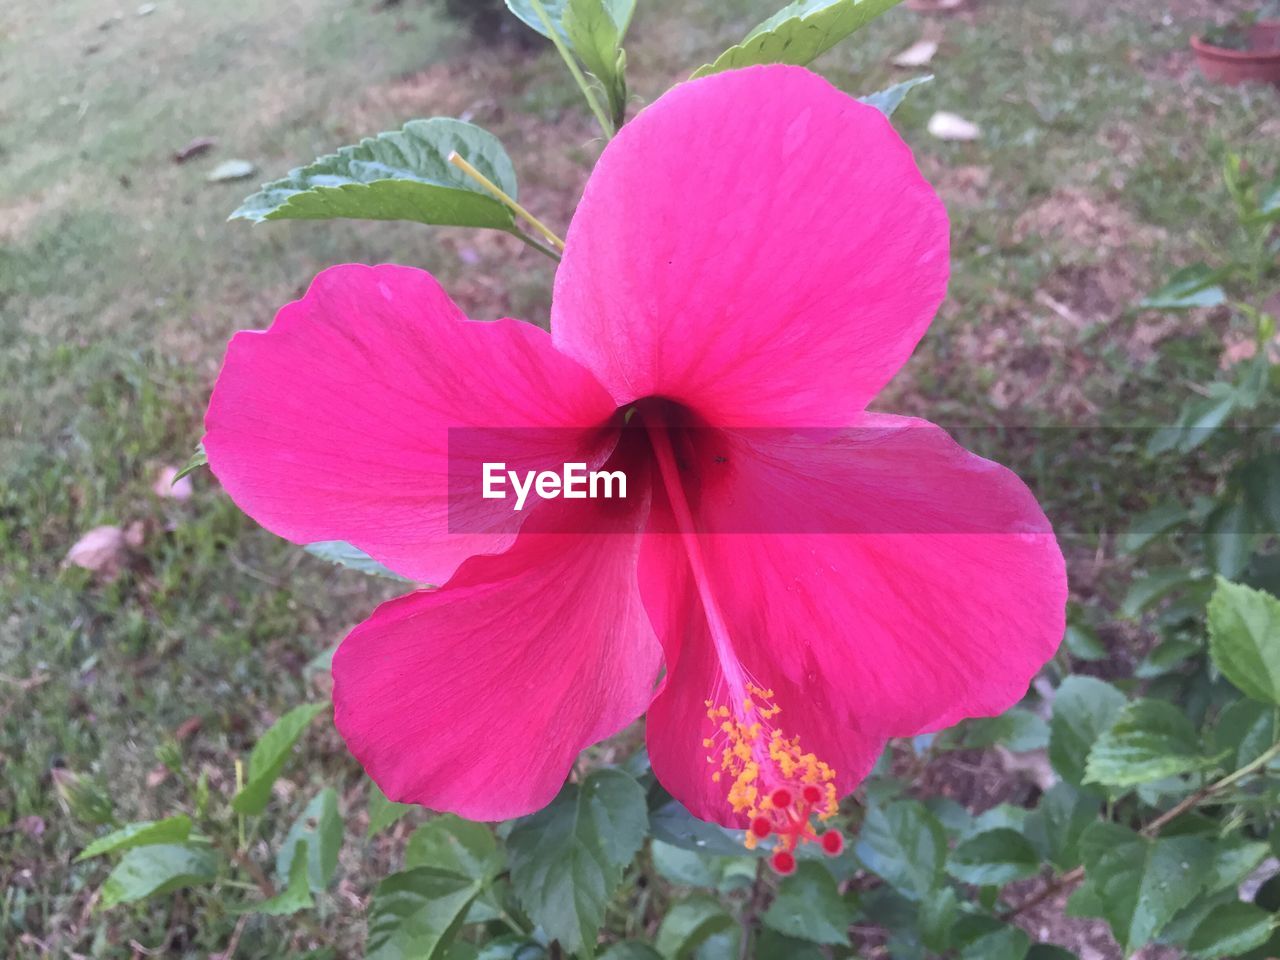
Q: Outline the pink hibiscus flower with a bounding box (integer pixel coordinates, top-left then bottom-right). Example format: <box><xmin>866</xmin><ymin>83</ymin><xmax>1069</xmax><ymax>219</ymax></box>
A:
<box><xmin>205</xmin><ymin>65</ymin><xmax>1066</xmax><ymax>869</ymax></box>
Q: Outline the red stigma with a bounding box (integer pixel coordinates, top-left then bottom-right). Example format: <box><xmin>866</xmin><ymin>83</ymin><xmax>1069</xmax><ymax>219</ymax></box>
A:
<box><xmin>750</xmin><ymin>816</ymin><xmax>773</xmax><ymax>839</ymax></box>
<box><xmin>802</xmin><ymin>784</ymin><xmax>823</xmax><ymax>805</ymax></box>
<box><xmin>820</xmin><ymin>830</ymin><xmax>844</xmax><ymax>856</ymax></box>
<box><xmin>770</xmin><ymin>788</ymin><xmax>793</xmax><ymax>809</ymax></box>
<box><xmin>771</xmin><ymin>849</ymin><xmax>797</xmax><ymax>875</ymax></box>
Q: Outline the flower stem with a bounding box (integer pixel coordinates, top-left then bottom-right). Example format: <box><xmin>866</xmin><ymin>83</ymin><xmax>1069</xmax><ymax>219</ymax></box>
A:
<box><xmin>528</xmin><ymin>0</ymin><xmax>616</xmax><ymax>139</ymax></box>
<box><xmin>447</xmin><ymin>151</ymin><xmax>566</xmax><ymax>254</ymax></box>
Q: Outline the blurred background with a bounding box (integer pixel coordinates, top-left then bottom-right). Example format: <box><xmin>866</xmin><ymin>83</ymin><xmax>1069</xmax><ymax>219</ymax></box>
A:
<box><xmin>1</xmin><ymin>0</ymin><xmax>1276</xmax><ymax>955</ymax></box>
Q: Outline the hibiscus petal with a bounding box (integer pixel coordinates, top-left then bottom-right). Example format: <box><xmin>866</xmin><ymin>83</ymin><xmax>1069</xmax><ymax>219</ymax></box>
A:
<box><xmin>552</xmin><ymin>65</ymin><xmax>949</xmax><ymax>428</ymax></box>
<box><xmin>641</xmin><ymin>414</ymin><xmax>1066</xmax><ymax>824</ymax></box>
<box><xmin>332</xmin><ymin>491</ymin><xmax>661</xmax><ymax>821</ymax></box>
<box><xmin>205</xmin><ymin>263</ymin><xmax>617</xmax><ymax>584</ymax></box>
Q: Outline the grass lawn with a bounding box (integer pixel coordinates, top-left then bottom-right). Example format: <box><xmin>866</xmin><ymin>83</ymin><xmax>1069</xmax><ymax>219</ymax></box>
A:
<box><xmin>1</xmin><ymin>0</ymin><xmax>1275</xmax><ymax>955</ymax></box>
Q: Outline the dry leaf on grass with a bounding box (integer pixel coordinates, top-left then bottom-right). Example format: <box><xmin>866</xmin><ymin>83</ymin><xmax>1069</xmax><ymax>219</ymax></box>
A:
<box><xmin>893</xmin><ymin>39</ymin><xmax>938</xmax><ymax>67</ymax></box>
<box><xmin>928</xmin><ymin>111</ymin><xmax>981</xmax><ymax>141</ymax></box>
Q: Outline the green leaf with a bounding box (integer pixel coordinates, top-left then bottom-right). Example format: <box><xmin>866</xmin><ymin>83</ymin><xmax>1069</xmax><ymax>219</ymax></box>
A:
<box><xmin>762</xmin><ymin>861</ymin><xmax>854</xmax><ymax>946</ymax></box>
<box><xmin>959</xmin><ymin>708</ymin><xmax>1050</xmax><ymax>752</ymax></box>
<box><xmin>1205</xmin><ymin>501</ymin><xmax>1255</xmax><ymax>580</ymax></box>
<box><xmin>1139</xmin><ymin>264</ymin><xmax>1228</xmax><ymax>310</ymax></box>
<box><xmin>507</xmin><ymin>768</ymin><xmax>648</xmax><ymax>954</ymax></box>
<box><xmin>276</xmin><ymin>788</ymin><xmax>342</xmax><ymax>892</ymax></box>
<box><xmin>1188</xmin><ymin>901</ymin><xmax>1276</xmax><ymax>958</ymax></box>
<box><xmin>1026</xmin><ymin>947</ymin><xmax>1077</xmax><ymax>960</ymax></box>
<box><xmin>368</xmin><ymin>782</ymin><xmax>414</xmax><ymax>837</ymax></box>
<box><xmin>947</xmin><ymin>828</ymin><xmax>1040</xmax><ymax>886</ymax></box>
<box><xmin>853</xmin><ymin>798</ymin><xmax>946</xmax><ymax>901</ymax></box>
<box><xmin>655</xmin><ymin>893</ymin><xmax>735</xmax><ymax>957</ymax></box>
<box><xmin>1203</xmin><ymin>836</ymin><xmax>1270</xmax><ymax>894</ymax></box>
<box><xmin>305</xmin><ymin>541</ymin><xmax>413</xmax><ymax>581</ymax></box>
<box><xmin>173</xmin><ymin>443</ymin><xmax>207</xmax><ymax>483</ymax></box>
<box><xmin>563</xmin><ymin>0</ymin><xmax>635</xmax><ymax>117</ymax></box>
<box><xmin>1025</xmin><ymin>783</ymin><xmax>1098</xmax><ymax>872</ymax></box>
<box><xmin>232</xmin><ymin>119</ymin><xmax>519</xmax><ymax>233</ymax></box>
<box><xmin>232</xmin><ymin>701</ymin><xmax>328</xmax><ymax>815</ymax></box>
<box><xmin>1120</xmin><ymin>567</ymin><xmax>1198</xmax><ymax>619</ymax></box>
<box><xmin>650</xmin><ymin>799</ymin><xmax>751</xmax><ymax>857</ymax></box>
<box><xmin>504</xmin><ymin>0</ymin><xmax>569</xmax><ymax>39</ymax></box>
<box><xmin>599</xmin><ymin>945</ymin><xmax>663</xmax><ymax>960</ymax></box>
<box><xmin>1048</xmin><ymin>676</ymin><xmax>1126</xmax><ymax>787</ymax></box>
<box><xmin>958</xmin><ymin>923</ymin><xmax>1030</xmax><ymax>960</ymax></box>
<box><xmin>692</xmin><ymin>0</ymin><xmax>906</xmax><ymax>78</ymax></box>
<box><xmin>650</xmin><ymin>840</ymin><xmax>724</xmax><ymax>887</ymax></box>
<box><xmin>1119</xmin><ymin>501</ymin><xmax>1189</xmax><ymax>553</ymax></box>
<box><xmin>100</xmin><ymin>843</ymin><xmax>217</xmax><ymax>908</ymax></box>
<box><xmin>1063</xmin><ymin>621</ymin><xmax>1108</xmax><ymax>661</ymax></box>
<box><xmin>405</xmin><ymin>815</ymin><xmax>503</xmax><ymax>884</ymax></box>
<box><xmin>77</xmin><ymin>815</ymin><xmax>192</xmax><ymax>862</ymax></box>
<box><xmin>1075</xmin><ymin>822</ymin><xmax>1212</xmax><ymax>952</ymax></box>
<box><xmin>919</xmin><ymin>885</ymin><xmax>959</xmax><ymax>953</ymax></box>
<box><xmin>250</xmin><ymin>838</ymin><xmax>314</xmax><ymax>916</ymax></box>
<box><xmin>1208</xmin><ymin>577</ymin><xmax>1280</xmax><ymax>705</ymax></box>
<box><xmin>367</xmin><ymin>867</ymin><xmax>481</xmax><ymax>960</ymax></box>
<box><xmin>859</xmin><ymin>75</ymin><xmax>932</xmax><ymax>116</ymax></box>
<box><xmin>1214</xmin><ymin>698</ymin><xmax>1279</xmax><ymax>768</ymax></box>
<box><xmin>1083</xmin><ymin>699</ymin><xmax>1208</xmax><ymax>788</ymax></box>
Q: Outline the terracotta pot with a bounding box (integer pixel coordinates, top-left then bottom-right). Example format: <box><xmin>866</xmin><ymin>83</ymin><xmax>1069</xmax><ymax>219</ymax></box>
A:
<box><xmin>1191</xmin><ymin>21</ymin><xmax>1280</xmax><ymax>87</ymax></box>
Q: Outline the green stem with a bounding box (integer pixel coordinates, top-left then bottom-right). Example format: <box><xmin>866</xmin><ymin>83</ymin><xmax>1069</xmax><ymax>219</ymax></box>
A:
<box><xmin>528</xmin><ymin>0</ymin><xmax>615</xmax><ymax>138</ymax></box>
<box><xmin>512</xmin><ymin>227</ymin><xmax>562</xmax><ymax>262</ymax></box>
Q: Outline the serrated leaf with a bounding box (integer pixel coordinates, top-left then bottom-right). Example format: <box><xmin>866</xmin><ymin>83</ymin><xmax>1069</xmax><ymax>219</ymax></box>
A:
<box><xmin>1202</xmin><ymin>836</ymin><xmax>1270</xmax><ymax>894</ymax></box>
<box><xmin>249</xmin><ymin>838</ymin><xmax>314</xmax><ymax>915</ymax></box>
<box><xmin>304</xmin><ymin>541</ymin><xmax>413</xmax><ymax>581</ymax></box>
<box><xmin>854</xmin><ymin>798</ymin><xmax>945</xmax><ymax>901</ymax></box>
<box><xmin>507</xmin><ymin>768</ymin><xmax>648</xmax><ymax>954</ymax></box>
<box><xmin>762</xmin><ymin>861</ymin><xmax>853</xmax><ymax>946</ymax></box>
<box><xmin>368</xmin><ymin>782</ymin><xmax>414</xmax><ymax>838</ymax></box>
<box><xmin>649</xmin><ymin>799</ymin><xmax>751</xmax><ymax>857</ymax></box>
<box><xmin>1188</xmin><ymin>901</ymin><xmax>1276</xmax><ymax>958</ymax></box>
<box><xmin>1024</xmin><ymin>783</ymin><xmax>1098</xmax><ymax>871</ymax></box>
<box><xmin>1214</xmin><ymin>698</ymin><xmax>1279</xmax><ymax>768</ymax></box>
<box><xmin>656</xmin><ymin>893</ymin><xmax>735</xmax><ymax>957</ymax></box>
<box><xmin>232</xmin><ymin>119</ymin><xmax>519</xmax><ymax>233</ymax></box>
<box><xmin>406</xmin><ymin>815</ymin><xmax>503</xmax><ymax>883</ymax></box>
<box><xmin>1075</xmin><ymin>822</ymin><xmax>1213</xmax><ymax>952</ymax></box>
<box><xmin>232</xmin><ymin>702</ymin><xmax>328</xmax><ymax>815</ymax></box>
<box><xmin>77</xmin><ymin>815</ymin><xmax>192</xmax><ymax>862</ymax></box>
<box><xmin>276</xmin><ymin>788</ymin><xmax>342</xmax><ymax>892</ymax></box>
<box><xmin>367</xmin><ymin>867</ymin><xmax>481</xmax><ymax>960</ymax></box>
<box><xmin>859</xmin><ymin>74</ymin><xmax>932</xmax><ymax>116</ymax></box>
<box><xmin>1139</xmin><ymin>264</ymin><xmax>1228</xmax><ymax>310</ymax></box>
<box><xmin>1048</xmin><ymin>676</ymin><xmax>1126</xmax><ymax>787</ymax></box>
<box><xmin>1083</xmin><ymin>699</ymin><xmax>1208</xmax><ymax>788</ymax></box>
<box><xmin>947</xmin><ymin>828</ymin><xmax>1040</xmax><ymax>886</ymax></box>
<box><xmin>919</xmin><ymin>885</ymin><xmax>959</xmax><ymax>953</ymax></box>
<box><xmin>692</xmin><ymin>0</ymin><xmax>906</xmax><ymax>78</ymax></box>
<box><xmin>1207</xmin><ymin>577</ymin><xmax>1280</xmax><ymax>705</ymax></box>
<box><xmin>100</xmin><ymin>843</ymin><xmax>217</xmax><ymax>908</ymax></box>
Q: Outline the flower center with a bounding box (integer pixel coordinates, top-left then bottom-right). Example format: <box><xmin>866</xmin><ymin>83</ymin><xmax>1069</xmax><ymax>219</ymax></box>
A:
<box><xmin>642</xmin><ymin>408</ymin><xmax>843</xmax><ymax>872</ymax></box>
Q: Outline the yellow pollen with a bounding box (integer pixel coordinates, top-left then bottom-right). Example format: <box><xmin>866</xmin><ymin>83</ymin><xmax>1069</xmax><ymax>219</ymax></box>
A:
<box><xmin>704</xmin><ymin>683</ymin><xmax>839</xmax><ymax>850</ymax></box>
